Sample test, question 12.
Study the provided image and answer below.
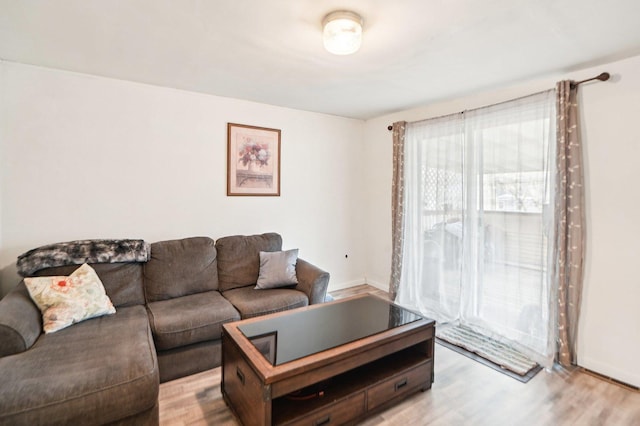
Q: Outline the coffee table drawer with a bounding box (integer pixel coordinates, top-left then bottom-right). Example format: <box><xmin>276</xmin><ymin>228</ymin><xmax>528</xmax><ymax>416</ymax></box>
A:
<box><xmin>282</xmin><ymin>391</ymin><xmax>365</xmax><ymax>426</ymax></box>
<box><xmin>367</xmin><ymin>361</ymin><xmax>431</xmax><ymax>411</ymax></box>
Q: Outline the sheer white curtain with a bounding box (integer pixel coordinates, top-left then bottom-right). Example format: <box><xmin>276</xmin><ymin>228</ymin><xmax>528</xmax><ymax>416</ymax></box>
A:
<box><xmin>396</xmin><ymin>113</ymin><xmax>464</xmax><ymax>323</ymax></box>
<box><xmin>396</xmin><ymin>90</ymin><xmax>557</xmax><ymax>367</ymax></box>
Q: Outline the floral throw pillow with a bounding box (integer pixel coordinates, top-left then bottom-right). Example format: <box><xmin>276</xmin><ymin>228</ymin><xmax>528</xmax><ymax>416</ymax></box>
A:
<box><xmin>24</xmin><ymin>263</ymin><xmax>116</xmax><ymax>333</ymax></box>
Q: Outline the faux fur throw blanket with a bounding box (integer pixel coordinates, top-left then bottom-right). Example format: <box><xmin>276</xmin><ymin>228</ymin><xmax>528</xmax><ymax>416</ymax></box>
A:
<box><xmin>17</xmin><ymin>239</ymin><xmax>151</xmax><ymax>277</ymax></box>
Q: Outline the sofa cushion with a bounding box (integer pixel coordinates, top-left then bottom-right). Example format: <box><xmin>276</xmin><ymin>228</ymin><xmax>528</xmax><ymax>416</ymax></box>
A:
<box><xmin>147</xmin><ymin>291</ymin><xmax>240</xmax><ymax>350</ymax></box>
<box><xmin>156</xmin><ymin>341</ymin><xmax>222</xmax><ymax>383</ymax></box>
<box><xmin>222</xmin><ymin>286</ymin><xmax>308</xmax><ymax>319</ymax></box>
<box><xmin>32</xmin><ymin>262</ymin><xmax>145</xmax><ymax>307</ymax></box>
<box><xmin>216</xmin><ymin>233</ymin><xmax>282</xmax><ymax>292</ymax></box>
<box><xmin>25</xmin><ymin>264</ymin><xmax>116</xmax><ymax>333</ymax></box>
<box><xmin>144</xmin><ymin>237</ymin><xmax>219</xmax><ymax>302</ymax></box>
<box><xmin>0</xmin><ymin>305</ymin><xmax>158</xmax><ymax>425</ymax></box>
<box><xmin>256</xmin><ymin>249</ymin><xmax>299</xmax><ymax>289</ymax></box>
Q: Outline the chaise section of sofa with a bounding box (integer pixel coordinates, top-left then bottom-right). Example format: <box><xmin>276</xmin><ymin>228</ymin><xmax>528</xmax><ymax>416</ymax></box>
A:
<box><xmin>0</xmin><ymin>293</ymin><xmax>158</xmax><ymax>425</ymax></box>
<box><xmin>0</xmin><ymin>258</ymin><xmax>159</xmax><ymax>425</ymax></box>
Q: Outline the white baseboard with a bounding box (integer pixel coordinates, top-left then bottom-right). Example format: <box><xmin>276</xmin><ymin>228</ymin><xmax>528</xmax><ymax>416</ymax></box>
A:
<box><xmin>364</xmin><ymin>278</ymin><xmax>387</xmax><ymax>292</ymax></box>
<box><xmin>327</xmin><ymin>278</ymin><xmax>389</xmax><ymax>293</ymax></box>
<box><xmin>579</xmin><ymin>356</ymin><xmax>640</xmax><ymax>389</ymax></box>
<box><xmin>327</xmin><ymin>279</ymin><xmax>366</xmax><ymax>292</ymax></box>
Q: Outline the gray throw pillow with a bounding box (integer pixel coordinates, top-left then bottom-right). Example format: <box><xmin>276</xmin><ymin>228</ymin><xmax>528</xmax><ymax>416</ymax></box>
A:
<box><xmin>255</xmin><ymin>249</ymin><xmax>299</xmax><ymax>289</ymax></box>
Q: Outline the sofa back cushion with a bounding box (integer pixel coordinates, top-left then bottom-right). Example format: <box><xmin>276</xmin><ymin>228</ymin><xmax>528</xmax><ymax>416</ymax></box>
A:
<box><xmin>144</xmin><ymin>237</ymin><xmax>218</xmax><ymax>302</ymax></box>
<box><xmin>30</xmin><ymin>262</ymin><xmax>145</xmax><ymax>308</ymax></box>
<box><xmin>216</xmin><ymin>233</ymin><xmax>282</xmax><ymax>292</ymax></box>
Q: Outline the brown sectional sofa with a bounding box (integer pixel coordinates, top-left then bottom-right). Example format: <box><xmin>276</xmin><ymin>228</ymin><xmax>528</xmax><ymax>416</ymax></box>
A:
<box><xmin>0</xmin><ymin>233</ymin><xmax>329</xmax><ymax>425</ymax></box>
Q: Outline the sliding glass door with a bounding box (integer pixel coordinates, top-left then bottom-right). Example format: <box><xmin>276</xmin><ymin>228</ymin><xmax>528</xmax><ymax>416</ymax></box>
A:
<box><xmin>396</xmin><ymin>91</ymin><xmax>557</xmax><ymax>366</ymax></box>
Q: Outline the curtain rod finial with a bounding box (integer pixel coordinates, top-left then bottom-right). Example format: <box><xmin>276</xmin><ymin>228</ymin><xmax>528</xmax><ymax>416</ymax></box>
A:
<box><xmin>574</xmin><ymin>71</ymin><xmax>611</xmax><ymax>87</ymax></box>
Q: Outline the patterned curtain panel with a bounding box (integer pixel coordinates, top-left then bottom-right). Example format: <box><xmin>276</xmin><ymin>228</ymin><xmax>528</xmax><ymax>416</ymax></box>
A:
<box><xmin>555</xmin><ymin>81</ymin><xmax>586</xmax><ymax>366</ymax></box>
<box><xmin>389</xmin><ymin>121</ymin><xmax>407</xmax><ymax>300</ymax></box>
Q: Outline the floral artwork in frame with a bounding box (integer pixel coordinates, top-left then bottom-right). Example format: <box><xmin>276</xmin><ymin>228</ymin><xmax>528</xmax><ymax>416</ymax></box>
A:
<box><xmin>227</xmin><ymin>123</ymin><xmax>281</xmax><ymax>196</ymax></box>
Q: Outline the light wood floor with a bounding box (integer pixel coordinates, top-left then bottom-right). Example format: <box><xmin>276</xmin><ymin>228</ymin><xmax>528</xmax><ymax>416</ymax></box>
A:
<box><xmin>158</xmin><ymin>285</ymin><xmax>640</xmax><ymax>425</ymax></box>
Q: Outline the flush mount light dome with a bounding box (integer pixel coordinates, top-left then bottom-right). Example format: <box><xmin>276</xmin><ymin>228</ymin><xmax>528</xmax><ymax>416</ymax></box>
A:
<box><xmin>322</xmin><ymin>10</ymin><xmax>363</xmax><ymax>55</ymax></box>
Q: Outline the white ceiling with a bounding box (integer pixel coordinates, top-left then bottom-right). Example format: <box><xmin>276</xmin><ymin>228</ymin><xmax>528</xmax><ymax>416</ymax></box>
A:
<box><xmin>2</xmin><ymin>0</ymin><xmax>640</xmax><ymax>120</ymax></box>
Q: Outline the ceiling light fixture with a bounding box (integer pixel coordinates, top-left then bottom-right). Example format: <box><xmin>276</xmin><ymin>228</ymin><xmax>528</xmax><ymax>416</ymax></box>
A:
<box><xmin>322</xmin><ymin>10</ymin><xmax>363</xmax><ymax>55</ymax></box>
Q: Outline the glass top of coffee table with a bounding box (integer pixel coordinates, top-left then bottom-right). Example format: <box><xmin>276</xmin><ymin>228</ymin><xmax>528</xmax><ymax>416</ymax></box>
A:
<box><xmin>238</xmin><ymin>295</ymin><xmax>424</xmax><ymax>366</ymax></box>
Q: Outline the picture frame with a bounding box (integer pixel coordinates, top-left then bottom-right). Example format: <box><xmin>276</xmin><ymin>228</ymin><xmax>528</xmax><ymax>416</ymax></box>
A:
<box><xmin>227</xmin><ymin>123</ymin><xmax>281</xmax><ymax>196</ymax></box>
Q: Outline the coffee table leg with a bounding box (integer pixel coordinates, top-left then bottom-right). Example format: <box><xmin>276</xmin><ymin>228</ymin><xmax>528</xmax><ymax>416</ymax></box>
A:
<box><xmin>222</xmin><ymin>333</ymin><xmax>272</xmax><ymax>425</ymax></box>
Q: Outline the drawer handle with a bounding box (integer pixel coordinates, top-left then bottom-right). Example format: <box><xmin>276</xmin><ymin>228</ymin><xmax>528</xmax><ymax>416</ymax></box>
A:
<box><xmin>236</xmin><ymin>367</ymin><xmax>245</xmax><ymax>385</ymax></box>
<box><xmin>315</xmin><ymin>415</ymin><xmax>331</xmax><ymax>426</ymax></box>
<box><xmin>394</xmin><ymin>378</ymin><xmax>408</xmax><ymax>391</ymax></box>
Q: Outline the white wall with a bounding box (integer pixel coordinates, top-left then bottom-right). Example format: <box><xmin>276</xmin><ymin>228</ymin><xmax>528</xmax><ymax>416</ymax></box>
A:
<box><xmin>2</xmin><ymin>54</ymin><xmax>639</xmax><ymax>388</ymax></box>
<box><xmin>363</xmin><ymin>55</ymin><xmax>640</xmax><ymax>387</ymax></box>
<box><xmin>0</xmin><ymin>61</ymin><xmax>366</xmax><ymax>295</ymax></box>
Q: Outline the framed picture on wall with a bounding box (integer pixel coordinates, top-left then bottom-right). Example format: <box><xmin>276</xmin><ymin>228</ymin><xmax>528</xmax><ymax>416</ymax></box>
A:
<box><xmin>227</xmin><ymin>123</ymin><xmax>281</xmax><ymax>196</ymax></box>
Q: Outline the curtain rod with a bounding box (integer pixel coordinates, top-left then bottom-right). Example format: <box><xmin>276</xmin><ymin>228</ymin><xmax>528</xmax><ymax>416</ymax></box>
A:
<box><xmin>572</xmin><ymin>71</ymin><xmax>610</xmax><ymax>87</ymax></box>
<box><xmin>387</xmin><ymin>71</ymin><xmax>610</xmax><ymax>131</ymax></box>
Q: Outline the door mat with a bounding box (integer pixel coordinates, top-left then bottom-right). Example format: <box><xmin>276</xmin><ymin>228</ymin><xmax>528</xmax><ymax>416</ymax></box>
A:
<box><xmin>436</xmin><ymin>325</ymin><xmax>542</xmax><ymax>383</ymax></box>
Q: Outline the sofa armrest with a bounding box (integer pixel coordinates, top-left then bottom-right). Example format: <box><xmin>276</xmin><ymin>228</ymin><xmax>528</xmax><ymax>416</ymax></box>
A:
<box><xmin>295</xmin><ymin>258</ymin><xmax>330</xmax><ymax>305</ymax></box>
<box><xmin>0</xmin><ymin>282</ymin><xmax>42</xmax><ymax>357</ymax></box>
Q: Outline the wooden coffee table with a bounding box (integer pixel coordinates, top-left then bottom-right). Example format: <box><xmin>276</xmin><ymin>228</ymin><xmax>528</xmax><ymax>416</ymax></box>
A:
<box><xmin>221</xmin><ymin>293</ymin><xmax>435</xmax><ymax>426</ymax></box>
